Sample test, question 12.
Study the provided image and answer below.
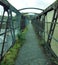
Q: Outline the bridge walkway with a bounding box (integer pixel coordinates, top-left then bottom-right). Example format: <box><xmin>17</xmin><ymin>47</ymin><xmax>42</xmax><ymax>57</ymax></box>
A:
<box><xmin>15</xmin><ymin>21</ymin><xmax>51</xmax><ymax>65</ymax></box>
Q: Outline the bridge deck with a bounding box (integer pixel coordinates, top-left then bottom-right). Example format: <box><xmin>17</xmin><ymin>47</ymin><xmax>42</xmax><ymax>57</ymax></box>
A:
<box><xmin>15</xmin><ymin>22</ymin><xmax>51</xmax><ymax>65</ymax></box>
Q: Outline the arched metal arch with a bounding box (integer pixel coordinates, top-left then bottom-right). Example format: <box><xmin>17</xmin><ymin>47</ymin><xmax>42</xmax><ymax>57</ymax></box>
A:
<box><xmin>18</xmin><ymin>7</ymin><xmax>44</xmax><ymax>11</ymax></box>
<box><xmin>21</xmin><ymin>12</ymin><xmax>40</xmax><ymax>15</ymax></box>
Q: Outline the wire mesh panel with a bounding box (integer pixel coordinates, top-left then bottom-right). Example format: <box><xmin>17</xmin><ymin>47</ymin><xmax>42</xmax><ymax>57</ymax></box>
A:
<box><xmin>0</xmin><ymin>5</ymin><xmax>5</xmax><ymax>58</ymax></box>
<box><xmin>14</xmin><ymin>13</ymin><xmax>21</xmax><ymax>39</ymax></box>
<box><xmin>3</xmin><ymin>31</ymin><xmax>12</xmax><ymax>55</ymax></box>
<box><xmin>51</xmin><ymin>20</ymin><xmax>58</xmax><ymax>56</ymax></box>
<box><xmin>45</xmin><ymin>10</ymin><xmax>58</xmax><ymax>56</ymax></box>
<box><xmin>45</xmin><ymin>10</ymin><xmax>54</xmax><ymax>42</ymax></box>
<box><xmin>31</xmin><ymin>15</ymin><xmax>45</xmax><ymax>40</ymax></box>
<box><xmin>0</xmin><ymin>35</ymin><xmax>4</xmax><ymax>55</ymax></box>
<box><xmin>20</xmin><ymin>15</ymin><xmax>27</xmax><ymax>32</ymax></box>
<box><xmin>0</xmin><ymin>1</ymin><xmax>21</xmax><ymax>60</ymax></box>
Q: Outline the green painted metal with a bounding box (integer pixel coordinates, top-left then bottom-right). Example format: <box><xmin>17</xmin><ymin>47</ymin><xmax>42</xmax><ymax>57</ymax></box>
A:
<box><xmin>0</xmin><ymin>0</ymin><xmax>58</xmax><ymax>63</ymax></box>
<box><xmin>0</xmin><ymin>0</ymin><xmax>21</xmax><ymax>61</ymax></box>
<box><xmin>0</xmin><ymin>0</ymin><xmax>20</xmax><ymax>14</ymax></box>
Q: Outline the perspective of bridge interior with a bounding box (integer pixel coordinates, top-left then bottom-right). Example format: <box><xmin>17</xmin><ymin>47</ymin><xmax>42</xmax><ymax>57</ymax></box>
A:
<box><xmin>0</xmin><ymin>0</ymin><xmax>58</xmax><ymax>65</ymax></box>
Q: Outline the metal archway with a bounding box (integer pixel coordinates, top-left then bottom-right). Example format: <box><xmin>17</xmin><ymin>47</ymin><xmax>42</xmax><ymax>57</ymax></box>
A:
<box><xmin>18</xmin><ymin>7</ymin><xmax>44</xmax><ymax>11</ymax></box>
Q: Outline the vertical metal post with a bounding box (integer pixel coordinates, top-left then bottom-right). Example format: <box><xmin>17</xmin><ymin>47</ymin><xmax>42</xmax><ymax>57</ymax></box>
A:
<box><xmin>9</xmin><ymin>10</ymin><xmax>15</xmax><ymax>44</ymax></box>
<box><xmin>47</xmin><ymin>9</ymin><xmax>58</xmax><ymax>47</ymax></box>
<box><xmin>0</xmin><ymin>10</ymin><xmax>5</xmax><ymax>31</ymax></box>
<box><xmin>46</xmin><ymin>14</ymin><xmax>48</xmax><ymax>34</ymax></box>
<box><xmin>43</xmin><ymin>14</ymin><xmax>45</xmax><ymax>43</ymax></box>
<box><xmin>0</xmin><ymin>10</ymin><xmax>9</xmax><ymax>60</ymax></box>
<box><xmin>38</xmin><ymin>16</ymin><xmax>41</xmax><ymax>36</ymax></box>
<box><xmin>11</xmin><ymin>11</ymin><xmax>15</xmax><ymax>44</ymax></box>
<box><xmin>16</xmin><ymin>13</ymin><xmax>20</xmax><ymax>31</ymax></box>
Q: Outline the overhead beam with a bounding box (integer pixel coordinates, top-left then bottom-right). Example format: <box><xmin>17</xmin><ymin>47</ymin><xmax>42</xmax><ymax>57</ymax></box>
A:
<box><xmin>0</xmin><ymin>0</ymin><xmax>20</xmax><ymax>14</ymax></box>
<box><xmin>21</xmin><ymin>12</ymin><xmax>40</xmax><ymax>15</ymax></box>
<box><xmin>0</xmin><ymin>0</ymin><xmax>9</xmax><ymax>6</ymax></box>
<box><xmin>19</xmin><ymin>7</ymin><xmax>44</xmax><ymax>11</ymax></box>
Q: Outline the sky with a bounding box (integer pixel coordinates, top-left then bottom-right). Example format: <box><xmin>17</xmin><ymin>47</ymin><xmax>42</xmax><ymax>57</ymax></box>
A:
<box><xmin>8</xmin><ymin>0</ymin><xmax>56</xmax><ymax>13</ymax></box>
<box><xmin>0</xmin><ymin>0</ymin><xmax>56</xmax><ymax>16</ymax></box>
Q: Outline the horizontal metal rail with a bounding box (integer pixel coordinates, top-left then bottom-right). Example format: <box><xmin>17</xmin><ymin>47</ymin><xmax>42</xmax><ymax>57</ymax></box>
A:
<box><xmin>32</xmin><ymin>21</ymin><xmax>58</xmax><ymax>43</ymax></box>
<box><xmin>0</xmin><ymin>26</ymin><xmax>20</xmax><ymax>36</ymax></box>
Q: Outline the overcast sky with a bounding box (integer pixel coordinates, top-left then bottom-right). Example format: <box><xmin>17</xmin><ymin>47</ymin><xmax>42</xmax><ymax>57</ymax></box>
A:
<box><xmin>0</xmin><ymin>0</ymin><xmax>56</xmax><ymax>15</ymax></box>
<box><xmin>8</xmin><ymin>0</ymin><xmax>56</xmax><ymax>13</ymax></box>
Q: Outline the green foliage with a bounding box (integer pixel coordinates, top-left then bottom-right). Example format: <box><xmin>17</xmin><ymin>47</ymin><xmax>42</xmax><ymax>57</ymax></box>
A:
<box><xmin>51</xmin><ymin>57</ymin><xmax>58</xmax><ymax>65</ymax></box>
<box><xmin>1</xmin><ymin>40</ymin><xmax>21</xmax><ymax>65</ymax></box>
<box><xmin>38</xmin><ymin>38</ymin><xmax>45</xmax><ymax>46</ymax></box>
<box><xmin>1</xmin><ymin>27</ymin><xmax>28</xmax><ymax>65</ymax></box>
<box><xmin>17</xmin><ymin>27</ymin><xmax>28</xmax><ymax>42</ymax></box>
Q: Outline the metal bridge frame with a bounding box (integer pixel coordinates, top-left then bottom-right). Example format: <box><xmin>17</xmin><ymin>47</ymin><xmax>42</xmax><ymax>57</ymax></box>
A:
<box><xmin>29</xmin><ymin>1</ymin><xmax>58</xmax><ymax>62</ymax></box>
<box><xmin>0</xmin><ymin>0</ymin><xmax>20</xmax><ymax>61</ymax></box>
<box><xmin>19</xmin><ymin>7</ymin><xmax>44</xmax><ymax>11</ymax></box>
<box><xmin>0</xmin><ymin>0</ymin><xmax>58</xmax><ymax>63</ymax></box>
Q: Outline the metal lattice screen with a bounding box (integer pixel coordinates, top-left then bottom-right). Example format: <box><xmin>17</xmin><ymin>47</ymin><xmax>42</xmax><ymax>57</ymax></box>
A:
<box><xmin>45</xmin><ymin>10</ymin><xmax>58</xmax><ymax>56</ymax></box>
<box><xmin>0</xmin><ymin>3</ymin><xmax>21</xmax><ymax>60</ymax></box>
